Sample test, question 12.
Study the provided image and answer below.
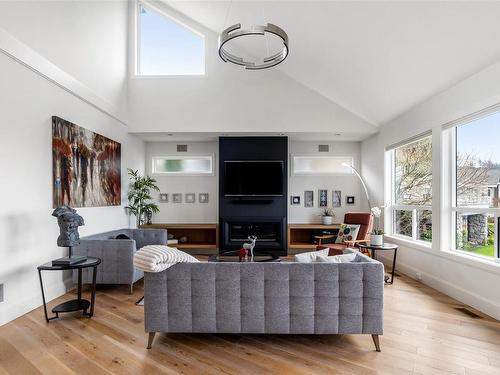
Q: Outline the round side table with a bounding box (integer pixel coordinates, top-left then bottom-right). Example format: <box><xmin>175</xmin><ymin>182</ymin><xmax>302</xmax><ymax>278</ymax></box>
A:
<box><xmin>358</xmin><ymin>243</ymin><xmax>398</xmax><ymax>284</ymax></box>
<box><xmin>37</xmin><ymin>257</ymin><xmax>101</xmax><ymax>322</ymax></box>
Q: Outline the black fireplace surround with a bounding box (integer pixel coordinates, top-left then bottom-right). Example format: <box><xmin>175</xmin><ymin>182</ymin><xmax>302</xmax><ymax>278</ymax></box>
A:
<box><xmin>219</xmin><ymin>137</ymin><xmax>288</xmax><ymax>256</ymax></box>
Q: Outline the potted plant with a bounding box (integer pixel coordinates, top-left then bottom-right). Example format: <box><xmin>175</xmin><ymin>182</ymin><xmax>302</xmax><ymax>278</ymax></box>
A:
<box><xmin>126</xmin><ymin>169</ymin><xmax>160</xmax><ymax>227</ymax></box>
<box><xmin>320</xmin><ymin>208</ymin><xmax>335</xmax><ymax>225</ymax></box>
<box><xmin>370</xmin><ymin>206</ymin><xmax>384</xmax><ymax>246</ymax></box>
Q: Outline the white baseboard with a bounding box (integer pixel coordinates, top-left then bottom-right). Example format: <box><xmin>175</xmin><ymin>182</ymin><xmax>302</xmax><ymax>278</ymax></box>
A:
<box><xmin>0</xmin><ymin>277</ymin><xmax>73</xmax><ymax>326</ymax></box>
<box><xmin>376</xmin><ymin>253</ymin><xmax>500</xmax><ymax>321</ymax></box>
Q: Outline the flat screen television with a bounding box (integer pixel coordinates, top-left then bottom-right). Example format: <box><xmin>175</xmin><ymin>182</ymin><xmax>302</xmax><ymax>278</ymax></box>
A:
<box><xmin>224</xmin><ymin>161</ymin><xmax>284</xmax><ymax>196</ymax></box>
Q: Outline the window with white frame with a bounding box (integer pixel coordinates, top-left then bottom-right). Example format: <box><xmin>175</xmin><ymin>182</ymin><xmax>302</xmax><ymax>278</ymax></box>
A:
<box><xmin>388</xmin><ymin>135</ymin><xmax>432</xmax><ymax>243</ymax></box>
<box><xmin>449</xmin><ymin>111</ymin><xmax>500</xmax><ymax>260</ymax></box>
<box><xmin>136</xmin><ymin>2</ymin><xmax>205</xmax><ymax>76</ymax></box>
<box><xmin>152</xmin><ymin>156</ymin><xmax>213</xmax><ymax>175</ymax></box>
<box><xmin>292</xmin><ymin>156</ymin><xmax>353</xmax><ymax>175</ymax></box>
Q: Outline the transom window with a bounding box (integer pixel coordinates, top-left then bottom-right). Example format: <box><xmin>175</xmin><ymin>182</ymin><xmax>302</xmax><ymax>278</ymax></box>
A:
<box><xmin>292</xmin><ymin>156</ymin><xmax>354</xmax><ymax>175</ymax></box>
<box><xmin>136</xmin><ymin>2</ymin><xmax>205</xmax><ymax>76</ymax></box>
<box><xmin>388</xmin><ymin>135</ymin><xmax>432</xmax><ymax>243</ymax></box>
<box><xmin>152</xmin><ymin>156</ymin><xmax>213</xmax><ymax>175</ymax></box>
<box><xmin>451</xmin><ymin>111</ymin><xmax>500</xmax><ymax>259</ymax></box>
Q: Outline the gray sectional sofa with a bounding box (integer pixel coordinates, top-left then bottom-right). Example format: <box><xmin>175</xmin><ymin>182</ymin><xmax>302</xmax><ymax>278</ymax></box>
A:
<box><xmin>144</xmin><ymin>252</ymin><xmax>384</xmax><ymax>351</ymax></box>
<box><xmin>73</xmin><ymin>228</ymin><xmax>167</xmax><ymax>293</ymax></box>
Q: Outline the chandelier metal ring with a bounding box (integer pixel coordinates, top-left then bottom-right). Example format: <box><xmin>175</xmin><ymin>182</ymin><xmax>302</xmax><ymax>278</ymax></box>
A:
<box><xmin>218</xmin><ymin>23</ymin><xmax>289</xmax><ymax>70</ymax></box>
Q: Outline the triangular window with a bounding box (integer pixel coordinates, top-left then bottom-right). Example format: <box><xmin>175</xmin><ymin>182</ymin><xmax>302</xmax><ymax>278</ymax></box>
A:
<box><xmin>137</xmin><ymin>3</ymin><xmax>205</xmax><ymax>76</ymax></box>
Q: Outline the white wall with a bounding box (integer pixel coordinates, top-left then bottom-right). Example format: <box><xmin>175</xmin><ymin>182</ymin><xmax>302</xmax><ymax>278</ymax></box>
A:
<box><xmin>288</xmin><ymin>141</ymin><xmax>364</xmax><ymax>223</ymax></box>
<box><xmin>146</xmin><ymin>142</ymin><xmax>218</xmax><ymax>223</ymax></box>
<box><xmin>127</xmin><ymin>1</ymin><xmax>377</xmax><ymax>138</ymax></box>
<box><xmin>0</xmin><ymin>50</ymin><xmax>144</xmax><ymax>326</ymax></box>
<box><xmin>0</xmin><ymin>0</ymin><xmax>128</xmax><ymax>115</ymax></box>
<box><xmin>361</xmin><ymin>60</ymin><xmax>500</xmax><ymax>320</ymax></box>
<box><xmin>144</xmin><ymin>140</ymin><xmax>365</xmax><ymax>225</ymax></box>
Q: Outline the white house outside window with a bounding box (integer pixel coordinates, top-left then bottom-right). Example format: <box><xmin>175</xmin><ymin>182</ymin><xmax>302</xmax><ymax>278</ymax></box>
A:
<box><xmin>449</xmin><ymin>111</ymin><xmax>500</xmax><ymax>260</ymax></box>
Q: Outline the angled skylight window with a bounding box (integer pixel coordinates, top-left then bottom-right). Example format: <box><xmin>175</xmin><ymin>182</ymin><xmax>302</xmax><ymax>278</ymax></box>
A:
<box><xmin>137</xmin><ymin>3</ymin><xmax>205</xmax><ymax>76</ymax></box>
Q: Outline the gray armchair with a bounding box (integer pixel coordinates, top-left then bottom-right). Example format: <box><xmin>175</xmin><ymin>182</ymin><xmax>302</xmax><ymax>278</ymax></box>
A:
<box><xmin>73</xmin><ymin>228</ymin><xmax>167</xmax><ymax>293</ymax></box>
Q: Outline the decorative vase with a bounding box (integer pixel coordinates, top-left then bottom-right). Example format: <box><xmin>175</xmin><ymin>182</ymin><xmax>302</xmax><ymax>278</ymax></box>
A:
<box><xmin>322</xmin><ymin>216</ymin><xmax>333</xmax><ymax>225</ymax></box>
<box><xmin>370</xmin><ymin>234</ymin><xmax>383</xmax><ymax>246</ymax></box>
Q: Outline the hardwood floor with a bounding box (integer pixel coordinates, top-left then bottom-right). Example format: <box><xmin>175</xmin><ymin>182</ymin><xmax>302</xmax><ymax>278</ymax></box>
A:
<box><xmin>1</xmin><ymin>269</ymin><xmax>500</xmax><ymax>374</ymax></box>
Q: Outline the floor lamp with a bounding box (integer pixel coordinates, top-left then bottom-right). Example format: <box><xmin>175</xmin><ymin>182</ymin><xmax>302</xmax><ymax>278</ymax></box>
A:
<box><xmin>341</xmin><ymin>163</ymin><xmax>372</xmax><ymax>211</ymax></box>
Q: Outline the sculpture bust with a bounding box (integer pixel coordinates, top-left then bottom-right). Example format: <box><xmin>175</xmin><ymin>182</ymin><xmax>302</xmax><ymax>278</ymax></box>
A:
<box><xmin>52</xmin><ymin>206</ymin><xmax>84</xmax><ymax>247</ymax></box>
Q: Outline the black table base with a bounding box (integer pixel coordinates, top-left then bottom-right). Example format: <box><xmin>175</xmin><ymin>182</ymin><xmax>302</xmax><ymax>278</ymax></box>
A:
<box><xmin>37</xmin><ymin>257</ymin><xmax>101</xmax><ymax>322</ymax></box>
<box><xmin>358</xmin><ymin>243</ymin><xmax>398</xmax><ymax>285</ymax></box>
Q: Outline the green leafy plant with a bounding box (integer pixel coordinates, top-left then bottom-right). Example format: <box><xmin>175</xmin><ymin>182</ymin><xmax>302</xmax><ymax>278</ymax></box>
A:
<box><xmin>321</xmin><ymin>208</ymin><xmax>335</xmax><ymax>217</ymax></box>
<box><xmin>126</xmin><ymin>169</ymin><xmax>160</xmax><ymax>227</ymax></box>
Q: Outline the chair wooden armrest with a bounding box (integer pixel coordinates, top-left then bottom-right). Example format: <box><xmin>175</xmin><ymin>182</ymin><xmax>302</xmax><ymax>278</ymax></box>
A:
<box><xmin>343</xmin><ymin>239</ymin><xmax>370</xmax><ymax>246</ymax></box>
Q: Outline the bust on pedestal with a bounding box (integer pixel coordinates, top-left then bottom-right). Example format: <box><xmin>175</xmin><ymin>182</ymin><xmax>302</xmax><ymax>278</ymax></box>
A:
<box><xmin>52</xmin><ymin>206</ymin><xmax>86</xmax><ymax>265</ymax></box>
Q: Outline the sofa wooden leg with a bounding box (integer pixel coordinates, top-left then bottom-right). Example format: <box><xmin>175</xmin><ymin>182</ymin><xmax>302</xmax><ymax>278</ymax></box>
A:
<box><xmin>129</xmin><ymin>283</ymin><xmax>134</xmax><ymax>295</ymax></box>
<box><xmin>147</xmin><ymin>332</ymin><xmax>156</xmax><ymax>349</ymax></box>
<box><xmin>372</xmin><ymin>334</ymin><xmax>381</xmax><ymax>352</ymax></box>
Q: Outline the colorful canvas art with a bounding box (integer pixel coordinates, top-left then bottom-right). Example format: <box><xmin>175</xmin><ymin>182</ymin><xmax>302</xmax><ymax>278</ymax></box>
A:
<box><xmin>52</xmin><ymin>116</ymin><xmax>121</xmax><ymax>208</ymax></box>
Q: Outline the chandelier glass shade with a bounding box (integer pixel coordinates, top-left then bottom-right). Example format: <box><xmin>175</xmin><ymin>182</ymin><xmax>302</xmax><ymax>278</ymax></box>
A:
<box><xmin>218</xmin><ymin>23</ymin><xmax>289</xmax><ymax>70</ymax></box>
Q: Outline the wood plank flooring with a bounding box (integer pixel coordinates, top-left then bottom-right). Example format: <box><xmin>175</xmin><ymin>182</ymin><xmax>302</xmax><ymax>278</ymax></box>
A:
<box><xmin>1</xmin><ymin>266</ymin><xmax>500</xmax><ymax>374</ymax></box>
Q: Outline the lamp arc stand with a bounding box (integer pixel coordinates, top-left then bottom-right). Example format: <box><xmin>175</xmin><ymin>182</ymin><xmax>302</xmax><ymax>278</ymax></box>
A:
<box><xmin>342</xmin><ymin>163</ymin><xmax>372</xmax><ymax>211</ymax></box>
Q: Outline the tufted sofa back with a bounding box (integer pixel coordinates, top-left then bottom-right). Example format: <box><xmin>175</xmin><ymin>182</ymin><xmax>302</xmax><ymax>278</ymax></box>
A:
<box><xmin>144</xmin><ymin>256</ymin><xmax>384</xmax><ymax>335</ymax></box>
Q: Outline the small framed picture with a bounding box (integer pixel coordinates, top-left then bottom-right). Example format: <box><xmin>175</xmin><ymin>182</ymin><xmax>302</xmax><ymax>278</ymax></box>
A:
<box><xmin>199</xmin><ymin>193</ymin><xmax>209</xmax><ymax>203</ymax></box>
<box><xmin>318</xmin><ymin>189</ymin><xmax>328</xmax><ymax>207</ymax></box>
<box><xmin>185</xmin><ymin>193</ymin><xmax>196</xmax><ymax>203</ymax></box>
<box><xmin>332</xmin><ymin>190</ymin><xmax>341</xmax><ymax>207</ymax></box>
<box><xmin>159</xmin><ymin>193</ymin><xmax>169</xmax><ymax>203</ymax></box>
<box><xmin>172</xmin><ymin>193</ymin><xmax>182</xmax><ymax>203</ymax></box>
<box><xmin>346</xmin><ymin>196</ymin><xmax>355</xmax><ymax>205</ymax></box>
<box><xmin>304</xmin><ymin>191</ymin><xmax>314</xmax><ymax>207</ymax></box>
<box><xmin>290</xmin><ymin>195</ymin><xmax>301</xmax><ymax>205</ymax></box>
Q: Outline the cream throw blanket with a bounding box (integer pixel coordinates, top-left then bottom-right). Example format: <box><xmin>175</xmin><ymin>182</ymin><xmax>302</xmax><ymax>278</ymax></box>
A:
<box><xmin>134</xmin><ymin>245</ymin><xmax>199</xmax><ymax>273</ymax></box>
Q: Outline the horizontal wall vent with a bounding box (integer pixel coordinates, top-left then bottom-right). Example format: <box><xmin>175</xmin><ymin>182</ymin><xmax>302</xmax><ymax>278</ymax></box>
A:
<box><xmin>177</xmin><ymin>144</ymin><xmax>188</xmax><ymax>152</ymax></box>
<box><xmin>318</xmin><ymin>144</ymin><xmax>329</xmax><ymax>152</ymax></box>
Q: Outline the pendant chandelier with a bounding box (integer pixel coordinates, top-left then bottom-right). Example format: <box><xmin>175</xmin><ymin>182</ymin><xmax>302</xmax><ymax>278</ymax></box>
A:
<box><xmin>219</xmin><ymin>0</ymin><xmax>288</xmax><ymax>70</ymax></box>
<box><xmin>218</xmin><ymin>23</ymin><xmax>289</xmax><ymax>70</ymax></box>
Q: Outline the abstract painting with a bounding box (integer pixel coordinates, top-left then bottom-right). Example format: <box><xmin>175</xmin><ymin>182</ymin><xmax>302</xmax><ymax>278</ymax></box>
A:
<box><xmin>318</xmin><ymin>189</ymin><xmax>328</xmax><ymax>207</ymax></box>
<box><xmin>332</xmin><ymin>190</ymin><xmax>342</xmax><ymax>207</ymax></box>
<box><xmin>52</xmin><ymin>116</ymin><xmax>121</xmax><ymax>208</ymax></box>
<box><xmin>304</xmin><ymin>190</ymin><xmax>314</xmax><ymax>207</ymax></box>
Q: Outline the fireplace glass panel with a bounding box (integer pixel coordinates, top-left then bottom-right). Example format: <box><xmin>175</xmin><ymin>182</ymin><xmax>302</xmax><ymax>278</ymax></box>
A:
<box><xmin>229</xmin><ymin>222</ymin><xmax>280</xmax><ymax>243</ymax></box>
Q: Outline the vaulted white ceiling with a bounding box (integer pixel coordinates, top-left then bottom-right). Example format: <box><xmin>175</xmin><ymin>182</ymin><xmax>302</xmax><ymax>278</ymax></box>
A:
<box><xmin>163</xmin><ymin>0</ymin><xmax>500</xmax><ymax>126</ymax></box>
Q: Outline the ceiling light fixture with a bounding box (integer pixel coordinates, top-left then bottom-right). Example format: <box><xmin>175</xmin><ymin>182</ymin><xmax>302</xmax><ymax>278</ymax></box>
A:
<box><xmin>218</xmin><ymin>23</ymin><xmax>289</xmax><ymax>70</ymax></box>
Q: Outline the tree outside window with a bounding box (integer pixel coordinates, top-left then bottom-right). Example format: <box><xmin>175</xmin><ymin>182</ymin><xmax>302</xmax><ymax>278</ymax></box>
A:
<box><xmin>392</xmin><ymin>136</ymin><xmax>432</xmax><ymax>242</ymax></box>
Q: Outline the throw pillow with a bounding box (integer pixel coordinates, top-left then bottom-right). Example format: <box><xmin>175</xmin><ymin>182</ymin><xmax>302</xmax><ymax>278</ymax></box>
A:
<box><xmin>315</xmin><ymin>253</ymin><xmax>357</xmax><ymax>263</ymax></box>
<box><xmin>294</xmin><ymin>248</ymin><xmax>329</xmax><ymax>263</ymax></box>
<box><xmin>335</xmin><ymin>224</ymin><xmax>361</xmax><ymax>244</ymax></box>
<box><xmin>352</xmin><ymin>252</ymin><xmax>371</xmax><ymax>263</ymax></box>
<box><xmin>115</xmin><ymin>234</ymin><xmax>130</xmax><ymax>240</ymax></box>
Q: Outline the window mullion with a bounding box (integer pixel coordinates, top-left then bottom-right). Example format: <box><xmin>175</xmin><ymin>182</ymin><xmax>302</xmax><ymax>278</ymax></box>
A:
<box><xmin>412</xmin><ymin>209</ymin><xmax>418</xmax><ymax>241</ymax></box>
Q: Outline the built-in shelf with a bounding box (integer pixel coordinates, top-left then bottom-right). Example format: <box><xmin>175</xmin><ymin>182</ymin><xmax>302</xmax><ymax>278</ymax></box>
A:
<box><xmin>287</xmin><ymin>223</ymin><xmax>341</xmax><ymax>254</ymax></box>
<box><xmin>140</xmin><ymin>223</ymin><xmax>218</xmax><ymax>255</ymax></box>
<box><xmin>142</xmin><ymin>223</ymin><xmax>342</xmax><ymax>255</ymax></box>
